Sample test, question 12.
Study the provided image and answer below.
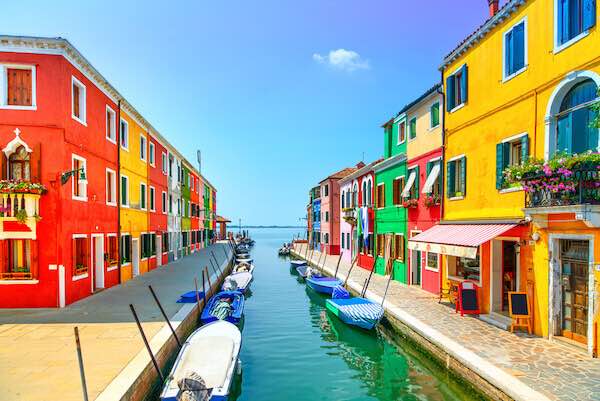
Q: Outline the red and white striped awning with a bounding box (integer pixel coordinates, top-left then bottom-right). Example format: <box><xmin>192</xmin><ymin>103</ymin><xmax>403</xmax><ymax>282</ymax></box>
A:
<box><xmin>408</xmin><ymin>224</ymin><xmax>517</xmax><ymax>258</ymax></box>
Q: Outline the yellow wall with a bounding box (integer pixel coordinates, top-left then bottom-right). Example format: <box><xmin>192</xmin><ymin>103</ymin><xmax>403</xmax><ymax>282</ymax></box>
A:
<box><xmin>406</xmin><ymin>92</ymin><xmax>443</xmax><ymax>160</ymax></box>
<box><xmin>119</xmin><ymin>111</ymin><xmax>149</xmax><ymax>281</ymax></box>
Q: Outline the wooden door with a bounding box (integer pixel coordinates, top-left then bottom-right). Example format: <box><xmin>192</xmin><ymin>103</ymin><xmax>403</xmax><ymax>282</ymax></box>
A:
<box><xmin>560</xmin><ymin>240</ymin><xmax>589</xmax><ymax>344</ymax></box>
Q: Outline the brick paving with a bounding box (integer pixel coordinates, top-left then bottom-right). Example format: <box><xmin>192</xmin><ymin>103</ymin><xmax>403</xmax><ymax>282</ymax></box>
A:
<box><xmin>293</xmin><ymin>244</ymin><xmax>600</xmax><ymax>401</ymax></box>
<box><xmin>0</xmin><ymin>244</ymin><xmax>231</xmax><ymax>401</ymax></box>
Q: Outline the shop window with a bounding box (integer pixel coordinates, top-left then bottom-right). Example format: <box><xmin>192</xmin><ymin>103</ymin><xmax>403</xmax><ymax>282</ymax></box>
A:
<box><xmin>426</xmin><ymin>252</ymin><xmax>439</xmax><ymax>271</ymax></box>
<box><xmin>446</xmin><ymin>65</ymin><xmax>468</xmax><ymax>111</ymax></box>
<box><xmin>376</xmin><ymin>184</ymin><xmax>385</xmax><ymax>208</ymax></box>
<box><xmin>106</xmin><ymin>106</ymin><xmax>116</xmax><ymax>142</ymax></box>
<box><xmin>107</xmin><ymin>236</ymin><xmax>118</xmax><ymax>267</ymax></box>
<box><xmin>72</xmin><ymin>155</ymin><xmax>87</xmax><ymax>201</ymax></box>
<box><xmin>5</xmin><ymin>67</ymin><xmax>33</xmax><ymax>107</ymax></box>
<box><xmin>9</xmin><ymin>145</ymin><xmax>30</xmax><ymax>181</ymax></box>
<box><xmin>496</xmin><ymin>135</ymin><xmax>529</xmax><ymax>189</ymax></box>
<box><xmin>1</xmin><ymin>239</ymin><xmax>33</xmax><ymax>279</ymax></box>
<box><xmin>71</xmin><ymin>77</ymin><xmax>86</xmax><ymax>124</ymax></box>
<box><xmin>448</xmin><ymin>253</ymin><xmax>481</xmax><ymax>282</ymax></box>
<box><xmin>73</xmin><ymin>237</ymin><xmax>89</xmax><ymax>276</ymax></box>
<box><xmin>121</xmin><ymin>235</ymin><xmax>132</xmax><ymax>264</ymax></box>
<box><xmin>394</xmin><ymin>234</ymin><xmax>404</xmax><ymax>262</ymax></box>
<box><xmin>447</xmin><ymin>157</ymin><xmax>466</xmax><ymax>198</ymax></box>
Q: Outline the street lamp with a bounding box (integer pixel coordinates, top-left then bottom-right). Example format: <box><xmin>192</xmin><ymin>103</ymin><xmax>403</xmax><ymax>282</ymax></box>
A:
<box><xmin>60</xmin><ymin>168</ymin><xmax>86</xmax><ymax>186</ymax></box>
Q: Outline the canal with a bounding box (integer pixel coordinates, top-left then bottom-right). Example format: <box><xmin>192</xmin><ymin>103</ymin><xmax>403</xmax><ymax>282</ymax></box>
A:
<box><xmin>230</xmin><ymin>228</ymin><xmax>485</xmax><ymax>401</ymax></box>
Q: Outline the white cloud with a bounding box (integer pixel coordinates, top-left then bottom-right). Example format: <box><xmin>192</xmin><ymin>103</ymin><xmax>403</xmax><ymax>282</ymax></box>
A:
<box><xmin>312</xmin><ymin>49</ymin><xmax>370</xmax><ymax>72</ymax></box>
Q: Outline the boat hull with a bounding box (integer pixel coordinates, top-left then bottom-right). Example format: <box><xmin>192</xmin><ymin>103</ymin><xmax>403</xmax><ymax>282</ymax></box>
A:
<box><xmin>306</xmin><ymin>277</ymin><xmax>342</xmax><ymax>295</ymax></box>
<box><xmin>325</xmin><ymin>298</ymin><xmax>384</xmax><ymax>330</ymax></box>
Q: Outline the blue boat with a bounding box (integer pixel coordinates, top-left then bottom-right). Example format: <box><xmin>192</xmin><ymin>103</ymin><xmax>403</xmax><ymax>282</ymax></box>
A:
<box><xmin>325</xmin><ymin>297</ymin><xmax>384</xmax><ymax>330</ymax></box>
<box><xmin>201</xmin><ymin>291</ymin><xmax>245</xmax><ymax>325</ymax></box>
<box><xmin>306</xmin><ymin>276</ymin><xmax>343</xmax><ymax>295</ymax></box>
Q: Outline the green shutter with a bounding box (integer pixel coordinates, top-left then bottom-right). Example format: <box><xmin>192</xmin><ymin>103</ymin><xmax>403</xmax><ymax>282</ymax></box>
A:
<box><xmin>431</xmin><ymin>103</ymin><xmax>440</xmax><ymax>127</ymax></box>
<box><xmin>446</xmin><ymin>161</ymin><xmax>456</xmax><ymax>198</ymax></box>
<box><xmin>460</xmin><ymin>156</ymin><xmax>467</xmax><ymax>196</ymax></box>
<box><xmin>446</xmin><ymin>76</ymin><xmax>455</xmax><ymax>111</ymax></box>
<box><xmin>521</xmin><ymin>135</ymin><xmax>529</xmax><ymax>163</ymax></box>
<box><xmin>496</xmin><ymin>143</ymin><xmax>504</xmax><ymax>189</ymax></box>
<box><xmin>460</xmin><ymin>65</ymin><xmax>468</xmax><ymax>104</ymax></box>
<box><xmin>414</xmin><ymin>166</ymin><xmax>420</xmax><ymax>199</ymax></box>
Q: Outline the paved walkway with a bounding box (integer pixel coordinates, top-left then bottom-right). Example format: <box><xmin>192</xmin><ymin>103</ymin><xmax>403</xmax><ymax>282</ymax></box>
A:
<box><xmin>293</xmin><ymin>244</ymin><xmax>600</xmax><ymax>401</ymax></box>
<box><xmin>0</xmin><ymin>243</ymin><xmax>231</xmax><ymax>401</ymax></box>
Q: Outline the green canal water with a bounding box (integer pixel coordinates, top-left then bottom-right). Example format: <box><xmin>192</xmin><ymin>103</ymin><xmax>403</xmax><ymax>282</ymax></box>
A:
<box><xmin>227</xmin><ymin>228</ymin><xmax>485</xmax><ymax>401</ymax></box>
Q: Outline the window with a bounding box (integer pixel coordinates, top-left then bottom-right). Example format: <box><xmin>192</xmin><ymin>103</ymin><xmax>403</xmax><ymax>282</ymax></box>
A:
<box><xmin>107</xmin><ymin>236</ymin><xmax>118</xmax><ymax>267</ymax></box>
<box><xmin>106</xmin><ymin>168</ymin><xmax>117</xmax><ymax>205</ymax></box>
<box><xmin>430</xmin><ymin>102</ymin><xmax>440</xmax><ymax>128</ymax></box>
<box><xmin>177</xmin><ymin>199</ymin><xmax>181</xmax><ymax>215</ymax></box>
<box><xmin>393</xmin><ymin>176</ymin><xmax>405</xmax><ymax>206</ymax></box>
<box><xmin>121</xmin><ymin>235</ymin><xmax>132</xmax><ymax>264</ymax></box>
<box><xmin>496</xmin><ymin>135</ymin><xmax>529</xmax><ymax>189</ymax></box>
<box><xmin>169</xmin><ymin>195</ymin><xmax>173</xmax><ymax>213</ymax></box>
<box><xmin>504</xmin><ymin>19</ymin><xmax>527</xmax><ymax>79</ymax></box>
<box><xmin>376</xmin><ymin>234</ymin><xmax>385</xmax><ymax>257</ymax></box>
<box><xmin>1</xmin><ymin>239</ymin><xmax>33</xmax><ymax>280</ymax></box>
<box><xmin>341</xmin><ymin>191</ymin><xmax>345</xmax><ymax>209</ymax></box>
<box><xmin>140</xmin><ymin>183</ymin><xmax>147</xmax><ymax>210</ymax></box>
<box><xmin>556</xmin><ymin>0</ymin><xmax>596</xmax><ymax>48</ymax></box>
<box><xmin>190</xmin><ymin>176</ymin><xmax>194</xmax><ymax>191</ymax></box>
<box><xmin>347</xmin><ymin>233</ymin><xmax>351</xmax><ymax>250</ymax></box>
<box><xmin>149</xmin><ymin>186</ymin><xmax>155</xmax><ymax>211</ymax></box>
<box><xmin>324</xmin><ymin>184</ymin><xmax>329</xmax><ymax>196</ymax></box>
<box><xmin>121</xmin><ymin>175</ymin><xmax>129</xmax><ymax>206</ymax></box>
<box><xmin>162</xmin><ymin>152</ymin><xmax>168</xmax><ymax>174</ymax></box>
<box><xmin>376</xmin><ymin>184</ymin><xmax>385</xmax><ymax>208</ymax></box>
<box><xmin>446</xmin><ymin>157</ymin><xmax>466</xmax><ymax>198</ymax></box>
<box><xmin>402</xmin><ymin>168</ymin><xmax>418</xmax><ymax>200</ymax></box>
<box><xmin>8</xmin><ymin>145</ymin><xmax>30</xmax><ymax>181</ymax></box>
<box><xmin>409</xmin><ymin>117</ymin><xmax>417</xmax><ymax>140</ymax></box>
<box><xmin>169</xmin><ymin>155</ymin><xmax>174</xmax><ymax>177</ymax></box>
<box><xmin>140</xmin><ymin>135</ymin><xmax>147</xmax><ymax>162</ymax></box>
<box><xmin>448</xmin><ymin>253</ymin><xmax>481</xmax><ymax>282</ymax></box>
<box><xmin>73</xmin><ymin>236</ymin><xmax>89</xmax><ymax>276</ymax></box>
<box><xmin>554</xmin><ymin>79</ymin><xmax>599</xmax><ymax>155</ymax></box>
<box><xmin>120</xmin><ymin>119</ymin><xmax>129</xmax><ymax>150</ymax></box>
<box><xmin>141</xmin><ymin>233</ymin><xmax>156</xmax><ymax>259</ymax></box>
<box><xmin>106</xmin><ymin>106</ymin><xmax>116</xmax><ymax>143</ymax></box>
<box><xmin>3</xmin><ymin>66</ymin><xmax>34</xmax><ymax>108</ymax></box>
<box><xmin>341</xmin><ymin>232</ymin><xmax>345</xmax><ymax>249</ymax></box>
<box><xmin>71</xmin><ymin>77</ymin><xmax>86</xmax><ymax>124</ymax></box>
<box><xmin>394</xmin><ymin>234</ymin><xmax>404</xmax><ymax>262</ymax></box>
<box><xmin>426</xmin><ymin>252</ymin><xmax>439</xmax><ymax>271</ymax></box>
<box><xmin>324</xmin><ymin>233</ymin><xmax>329</xmax><ymax>244</ymax></box>
<box><xmin>325</xmin><ymin>211</ymin><xmax>329</xmax><ymax>222</ymax></box>
<box><xmin>398</xmin><ymin>121</ymin><xmax>406</xmax><ymax>143</ymax></box>
<box><xmin>162</xmin><ymin>191</ymin><xmax>167</xmax><ymax>214</ymax></box>
<box><xmin>162</xmin><ymin>233</ymin><xmax>169</xmax><ymax>253</ymax></box>
<box><xmin>446</xmin><ymin>65</ymin><xmax>468</xmax><ymax>111</ymax></box>
<box><xmin>361</xmin><ymin>181</ymin><xmax>367</xmax><ymax>206</ymax></box>
<box><xmin>72</xmin><ymin>155</ymin><xmax>87</xmax><ymax>200</ymax></box>
<box><xmin>149</xmin><ymin>142</ymin><xmax>155</xmax><ymax>166</ymax></box>
<box><xmin>423</xmin><ymin>160</ymin><xmax>442</xmax><ymax>197</ymax></box>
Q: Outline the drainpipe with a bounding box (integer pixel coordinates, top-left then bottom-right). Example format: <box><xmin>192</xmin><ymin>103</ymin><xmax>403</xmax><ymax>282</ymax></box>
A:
<box><xmin>117</xmin><ymin>100</ymin><xmax>122</xmax><ymax>284</ymax></box>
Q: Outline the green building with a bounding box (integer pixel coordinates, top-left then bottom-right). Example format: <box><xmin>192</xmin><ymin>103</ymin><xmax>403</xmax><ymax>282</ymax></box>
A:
<box><xmin>181</xmin><ymin>164</ymin><xmax>191</xmax><ymax>255</ymax></box>
<box><xmin>373</xmin><ymin>115</ymin><xmax>408</xmax><ymax>282</ymax></box>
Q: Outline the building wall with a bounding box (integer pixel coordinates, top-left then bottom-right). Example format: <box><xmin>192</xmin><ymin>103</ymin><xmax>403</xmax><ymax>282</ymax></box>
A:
<box><xmin>339</xmin><ymin>180</ymin><xmax>353</xmax><ymax>263</ymax></box>
<box><xmin>356</xmin><ymin>170</ymin><xmax>376</xmax><ymax>271</ymax></box>
<box><xmin>406</xmin><ymin>92</ymin><xmax>443</xmax><ymax>159</ymax></box>
<box><xmin>148</xmin><ymin>135</ymin><xmax>168</xmax><ymax>268</ymax></box>
<box><xmin>320</xmin><ymin>178</ymin><xmax>342</xmax><ymax>255</ymax></box>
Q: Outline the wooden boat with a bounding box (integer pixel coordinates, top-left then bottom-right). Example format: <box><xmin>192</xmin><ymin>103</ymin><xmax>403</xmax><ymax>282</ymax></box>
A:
<box><xmin>201</xmin><ymin>291</ymin><xmax>245</xmax><ymax>325</ymax></box>
<box><xmin>221</xmin><ymin>272</ymin><xmax>253</xmax><ymax>293</ymax></box>
<box><xmin>233</xmin><ymin>262</ymin><xmax>254</xmax><ymax>275</ymax></box>
<box><xmin>306</xmin><ymin>276</ymin><xmax>343</xmax><ymax>295</ymax></box>
<box><xmin>325</xmin><ymin>297</ymin><xmax>384</xmax><ymax>330</ymax></box>
<box><xmin>160</xmin><ymin>320</ymin><xmax>241</xmax><ymax>401</ymax></box>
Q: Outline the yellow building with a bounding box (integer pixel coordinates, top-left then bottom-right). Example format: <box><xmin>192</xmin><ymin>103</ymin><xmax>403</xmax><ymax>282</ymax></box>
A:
<box><xmin>119</xmin><ymin>109</ymin><xmax>150</xmax><ymax>281</ymax></box>
<box><xmin>432</xmin><ymin>0</ymin><xmax>598</xmax><ymax>355</ymax></box>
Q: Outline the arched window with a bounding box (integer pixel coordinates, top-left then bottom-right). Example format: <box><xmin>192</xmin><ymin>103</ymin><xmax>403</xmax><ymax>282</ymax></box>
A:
<box><xmin>352</xmin><ymin>183</ymin><xmax>358</xmax><ymax>207</ymax></box>
<box><xmin>367</xmin><ymin>179</ymin><xmax>372</xmax><ymax>206</ymax></box>
<box><xmin>362</xmin><ymin>181</ymin><xmax>367</xmax><ymax>206</ymax></box>
<box><xmin>9</xmin><ymin>146</ymin><xmax>30</xmax><ymax>181</ymax></box>
<box><xmin>555</xmin><ymin>79</ymin><xmax>599</xmax><ymax>155</ymax></box>
<box><xmin>346</xmin><ymin>191</ymin><xmax>350</xmax><ymax>208</ymax></box>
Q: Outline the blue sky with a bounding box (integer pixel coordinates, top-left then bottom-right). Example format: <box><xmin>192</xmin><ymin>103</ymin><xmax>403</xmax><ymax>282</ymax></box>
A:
<box><xmin>2</xmin><ymin>1</ymin><xmax>500</xmax><ymax>226</ymax></box>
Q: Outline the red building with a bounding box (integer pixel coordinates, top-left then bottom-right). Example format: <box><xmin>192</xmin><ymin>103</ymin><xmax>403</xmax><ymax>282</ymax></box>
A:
<box><xmin>0</xmin><ymin>40</ymin><xmax>119</xmax><ymax>307</ymax></box>
<box><xmin>190</xmin><ymin>170</ymin><xmax>200</xmax><ymax>251</ymax></box>
<box><xmin>148</xmin><ymin>135</ymin><xmax>169</xmax><ymax>268</ymax></box>
<box><xmin>355</xmin><ymin>161</ymin><xmax>381</xmax><ymax>271</ymax></box>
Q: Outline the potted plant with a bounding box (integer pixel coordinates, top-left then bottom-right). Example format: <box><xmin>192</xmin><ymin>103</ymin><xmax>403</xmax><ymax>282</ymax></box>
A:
<box><xmin>424</xmin><ymin>195</ymin><xmax>441</xmax><ymax>207</ymax></box>
<box><xmin>15</xmin><ymin>209</ymin><xmax>27</xmax><ymax>223</ymax></box>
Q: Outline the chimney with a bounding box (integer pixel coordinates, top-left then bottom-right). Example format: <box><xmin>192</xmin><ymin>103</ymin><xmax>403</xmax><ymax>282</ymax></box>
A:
<box><xmin>488</xmin><ymin>0</ymin><xmax>499</xmax><ymax>17</ymax></box>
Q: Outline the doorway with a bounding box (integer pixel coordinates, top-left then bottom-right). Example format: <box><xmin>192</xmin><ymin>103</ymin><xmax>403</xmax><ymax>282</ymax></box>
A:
<box><xmin>491</xmin><ymin>239</ymin><xmax>519</xmax><ymax>315</ymax></box>
<box><xmin>559</xmin><ymin>239</ymin><xmax>590</xmax><ymax>345</ymax></box>
<box><xmin>501</xmin><ymin>241</ymin><xmax>518</xmax><ymax>312</ymax></box>
<box><xmin>132</xmin><ymin>238</ymin><xmax>140</xmax><ymax>277</ymax></box>
<box><xmin>411</xmin><ymin>250</ymin><xmax>421</xmax><ymax>286</ymax></box>
<box><xmin>92</xmin><ymin>235</ymin><xmax>104</xmax><ymax>291</ymax></box>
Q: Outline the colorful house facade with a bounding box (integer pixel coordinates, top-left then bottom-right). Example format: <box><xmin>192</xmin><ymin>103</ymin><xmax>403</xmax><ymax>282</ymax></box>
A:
<box><xmin>0</xmin><ymin>36</ymin><xmax>218</xmax><ymax>308</ymax></box>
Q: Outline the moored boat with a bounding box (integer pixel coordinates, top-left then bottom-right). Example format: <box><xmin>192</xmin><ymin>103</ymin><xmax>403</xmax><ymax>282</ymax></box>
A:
<box><xmin>233</xmin><ymin>262</ymin><xmax>254</xmax><ymax>274</ymax></box>
<box><xmin>201</xmin><ymin>291</ymin><xmax>245</xmax><ymax>325</ymax></box>
<box><xmin>160</xmin><ymin>320</ymin><xmax>241</xmax><ymax>401</ymax></box>
<box><xmin>325</xmin><ymin>297</ymin><xmax>384</xmax><ymax>330</ymax></box>
<box><xmin>222</xmin><ymin>272</ymin><xmax>253</xmax><ymax>293</ymax></box>
<box><xmin>306</xmin><ymin>276</ymin><xmax>343</xmax><ymax>295</ymax></box>
<box><xmin>290</xmin><ymin>259</ymin><xmax>307</xmax><ymax>268</ymax></box>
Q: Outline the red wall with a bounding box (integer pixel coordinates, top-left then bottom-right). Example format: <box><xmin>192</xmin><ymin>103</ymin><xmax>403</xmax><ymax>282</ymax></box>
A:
<box><xmin>149</xmin><ymin>136</ymin><xmax>168</xmax><ymax>269</ymax></box>
<box><xmin>357</xmin><ymin>171</ymin><xmax>375</xmax><ymax>270</ymax></box>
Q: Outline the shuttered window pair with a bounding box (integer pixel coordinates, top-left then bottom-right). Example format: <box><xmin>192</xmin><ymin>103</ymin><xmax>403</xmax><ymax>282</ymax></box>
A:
<box><xmin>446</xmin><ymin>65</ymin><xmax>468</xmax><ymax>111</ymax></box>
<box><xmin>557</xmin><ymin>0</ymin><xmax>596</xmax><ymax>45</ymax></box>
<box><xmin>504</xmin><ymin>20</ymin><xmax>526</xmax><ymax>78</ymax></box>
<box><xmin>446</xmin><ymin>157</ymin><xmax>466</xmax><ymax>198</ymax></box>
<box><xmin>496</xmin><ymin>135</ymin><xmax>529</xmax><ymax>189</ymax></box>
<box><xmin>7</xmin><ymin>68</ymin><xmax>32</xmax><ymax>106</ymax></box>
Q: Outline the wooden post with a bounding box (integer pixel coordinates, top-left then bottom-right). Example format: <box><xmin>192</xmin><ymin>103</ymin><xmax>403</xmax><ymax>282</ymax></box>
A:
<box><xmin>194</xmin><ymin>277</ymin><xmax>202</xmax><ymax>312</ymax></box>
<box><xmin>73</xmin><ymin>327</ymin><xmax>89</xmax><ymax>401</ymax></box>
<box><xmin>362</xmin><ymin>256</ymin><xmax>378</xmax><ymax>297</ymax></box>
<box><xmin>210</xmin><ymin>251</ymin><xmax>222</xmax><ymax>275</ymax></box>
<box><xmin>148</xmin><ymin>285</ymin><xmax>182</xmax><ymax>348</ymax></box>
<box><xmin>130</xmin><ymin>304</ymin><xmax>164</xmax><ymax>381</ymax></box>
<box><xmin>201</xmin><ymin>270</ymin><xmax>207</xmax><ymax>304</ymax></box>
<box><xmin>204</xmin><ymin>266</ymin><xmax>212</xmax><ymax>289</ymax></box>
<box><xmin>343</xmin><ymin>254</ymin><xmax>358</xmax><ymax>287</ymax></box>
<box><xmin>209</xmin><ymin>258</ymin><xmax>220</xmax><ymax>277</ymax></box>
<box><xmin>333</xmin><ymin>254</ymin><xmax>343</xmax><ymax>279</ymax></box>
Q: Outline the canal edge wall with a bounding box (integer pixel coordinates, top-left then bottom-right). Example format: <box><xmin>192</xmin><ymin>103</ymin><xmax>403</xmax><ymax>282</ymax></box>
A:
<box><xmin>291</xmin><ymin>248</ymin><xmax>551</xmax><ymax>401</ymax></box>
<box><xmin>95</xmin><ymin>246</ymin><xmax>234</xmax><ymax>401</ymax></box>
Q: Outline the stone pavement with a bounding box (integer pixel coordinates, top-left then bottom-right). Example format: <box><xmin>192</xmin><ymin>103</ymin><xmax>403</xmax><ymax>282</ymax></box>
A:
<box><xmin>0</xmin><ymin>243</ymin><xmax>231</xmax><ymax>401</ymax></box>
<box><xmin>293</xmin><ymin>244</ymin><xmax>600</xmax><ymax>401</ymax></box>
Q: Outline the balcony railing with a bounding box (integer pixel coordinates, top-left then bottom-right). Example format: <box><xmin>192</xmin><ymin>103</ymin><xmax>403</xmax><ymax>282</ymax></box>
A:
<box><xmin>525</xmin><ymin>169</ymin><xmax>600</xmax><ymax>208</ymax></box>
<box><xmin>0</xmin><ymin>192</ymin><xmax>41</xmax><ymax>240</ymax></box>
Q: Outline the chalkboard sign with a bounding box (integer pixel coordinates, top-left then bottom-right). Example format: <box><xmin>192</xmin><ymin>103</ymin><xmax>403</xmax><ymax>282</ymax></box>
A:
<box><xmin>508</xmin><ymin>292</ymin><xmax>532</xmax><ymax>334</ymax></box>
<box><xmin>457</xmin><ymin>281</ymin><xmax>480</xmax><ymax>316</ymax></box>
<box><xmin>508</xmin><ymin>292</ymin><xmax>529</xmax><ymax>316</ymax></box>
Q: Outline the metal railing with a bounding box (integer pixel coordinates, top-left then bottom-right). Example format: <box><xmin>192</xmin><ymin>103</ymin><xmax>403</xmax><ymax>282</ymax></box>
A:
<box><xmin>525</xmin><ymin>169</ymin><xmax>600</xmax><ymax>208</ymax></box>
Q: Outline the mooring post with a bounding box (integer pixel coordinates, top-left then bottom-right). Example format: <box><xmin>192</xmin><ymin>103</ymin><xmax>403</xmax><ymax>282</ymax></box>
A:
<box><xmin>381</xmin><ymin>271</ymin><xmax>395</xmax><ymax>306</ymax></box>
<box><xmin>201</xmin><ymin>270</ymin><xmax>207</xmax><ymax>304</ymax></box>
<box><xmin>362</xmin><ymin>256</ymin><xmax>377</xmax><ymax>297</ymax></box>
<box><xmin>194</xmin><ymin>277</ymin><xmax>202</xmax><ymax>315</ymax></box>
<box><xmin>343</xmin><ymin>255</ymin><xmax>358</xmax><ymax>288</ymax></box>
<box><xmin>333</xmin><ymin>254</ymin><xmax>343</xmax><ymax>279</ymax></box>
<box><xmin>148</xmin><ymin>285</ymin><xmax>182</xmax><ymax>348</ymax></box>
<box><xmin>74</xmin><ymin>326</ymin><xmax>89</xmax><ymax>401</ymax></box>
<box><xmin>210</xmin><ymin>251</ymin><xmax>222</xmax><ymax>275</ymax></box>
<box><xmin>129</xmin><ymin>304</ymin><xmax>164</xmax><ymax>381</ymax></box>
<box><xmin>222</xmin><ymin>246</ymin><xmax>228</xmax><ymax>258</ymax></box>
<box><xmin>209</xmin><ymin>258</ymin><xmax>220</xmax><ymax>278</ymax></box>
<box><xmin>204</xmin><ymin>266</ymin><xmax>212</xmax><ymax>289</ymax></box>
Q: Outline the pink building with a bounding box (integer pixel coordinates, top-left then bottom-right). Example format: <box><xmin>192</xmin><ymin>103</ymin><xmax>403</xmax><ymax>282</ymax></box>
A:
<box><xmin>338</xmin><ymin>178</ymin><xmax>354</xmax><ymax>264</ymax></box>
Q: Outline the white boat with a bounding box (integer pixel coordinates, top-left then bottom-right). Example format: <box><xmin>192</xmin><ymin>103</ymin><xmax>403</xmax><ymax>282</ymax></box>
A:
<box><xmin>222</xmin><ymin>271</ymin><xmax>253</xmax><ymax>293</ymax></box>
<box><xmin>290</xmin><ymin>259</ymin><xmax>307</xmax><ymax>267</ymax></box>
<box><xmin>160</xmin><ymin>320</ymin><xmax>241</xmax><ymax>401</ymax></box>
<box><xmin>235</xmin><ymin>257</ymin><xmax>253</xmax><ymax>264</ymax></box>
<box><xmin>233</xmin><ymin>262</ymin><xmax>255</xmax><ymax>275</ymax></box>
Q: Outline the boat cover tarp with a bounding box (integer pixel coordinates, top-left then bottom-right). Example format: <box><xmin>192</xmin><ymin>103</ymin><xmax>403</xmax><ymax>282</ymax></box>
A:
<box><xmin>176</xmin><ymin>371</ymin><xmax>210</xmax><ymax>401</ymax></box>
<box><xmin>328</xmin><ymin>298</ymin><xmax>384</xmax><ymax>330</ymax></box>
<box><xmin>332</xmin><ymin>286</ymin><xmax>350</xmax><ymax>299</ymax></box>
<box><xmin>177</xmin><ymin>291</ymin><xmax>205</xmax><ymax>304</ymax></box>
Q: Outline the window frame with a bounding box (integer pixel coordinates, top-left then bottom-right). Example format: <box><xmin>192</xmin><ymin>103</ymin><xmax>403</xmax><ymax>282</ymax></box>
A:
<box><xmin>72</xmin><ymin>234</ymin><xmax>90</xmax><ymax>279</ymax></box>
<box><xmin>71</xmin><ymin>76</ymin><xmax>87</xmax><ymax>126</ymax></box>
<box><xmin>149</xmin><ymin>185</ymin><xmax>156</xmax><ymax>212</ymax></box>
<box><xmin>430</xmin><ymin>102</ymin><xmax>440</xmax><ymax>129</ymax></box>
<box><xmin>447</xmin><ymin>64</ymin><xmax>467</xmax><ymax>113</ymax></box>
<box><xmin>408</xmin><ymin>117</ymin><xmax>417</xmax><ymax>141</ymax></box>
<box><xmin>106</xmin><ymin>106</ymin><xmax>117</xmax><ymax>144</ymax></box>
<box><xmin>120</xmin><ymin>174</ymin><xmax>130</xmax><ymax>207</ymax></box>
<box><xmin>397</xmin><ymin>119</ymin><xmax>406</xmax><ymax>145</ymax></box>
<box><xmin>447</xmin><ymin>154</ymin><xmax>466</xmax><ymax>200</ymax></box>
<box><xmin>120</xmin><ymin>118</ymin><xmax>129</xmax><ymax>151</ymax></box>
<box><xmin>149</xmin><ymin>142</ymin><xmax>155</xmax><ymax>166</ymax></box>
<box><xmin>140</xmin><ymin>134</ymin><xmax>147</xmax><ymax>162</ymax></box>
<box><xmin>140</xmin><ymin>182</ymin><xmax>147</xmax><ymax>210</ymax></box>
<box><xmin>106</xmin><ymin>167</ymin><xmax>117</xmax><ymax>206</ymax></box>
<box><xmin>553</xmin><ymin>0</ymin><xmax>593</xmax><ymax>54</ymax></box>
<box><xmin>392</xmin><ymin>175</ymin><xmax>405</xmax><ymax>206</ymax></box>
<box><xmin>162</xmin><ymin>191</ymin><xmax>167</xmax><ymax>214</ymax></box>
<box><xmin>425</xmin><ymin>252</ymin><xmax>440</xmax><ymax>272</ymax></box>
<box><xmin>0</xmin><ymin>64</ymin><xmax>37</xmax><ymax>110</ymax></box>
<box><xmin>502</xmin><ymin>16</ymin><xmax>528</xmax><ymax>82</ymax></box>
<box><xmin>376</xmin><ymin>183</ymin><xmax>386</xmax><ymax>209</ymax></box>
<box><xmin>162</xmin><ymin>152</ymin><xmax>168</xmax><ymax>175</ymax></box>
<box><xmin>71</xmin><ymin>154</ymin><xmax>88</xmax><ymax>202</ymax></box>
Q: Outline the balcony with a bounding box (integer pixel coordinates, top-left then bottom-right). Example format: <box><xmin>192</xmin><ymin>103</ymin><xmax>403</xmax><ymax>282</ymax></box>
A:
<box><xmin>524</xmin><ymin>169</ymin><xmax>599</xmax><ymax>208</ymax></box>
<box><xmin>0</xmin><ymin>186</ymin><xmax>43</xmax><ymax>240</ymax></box>
<box><xmin>342</xmin><ymin>207</ymin><xmax>356</xmax><ymax>225</ymax></box>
